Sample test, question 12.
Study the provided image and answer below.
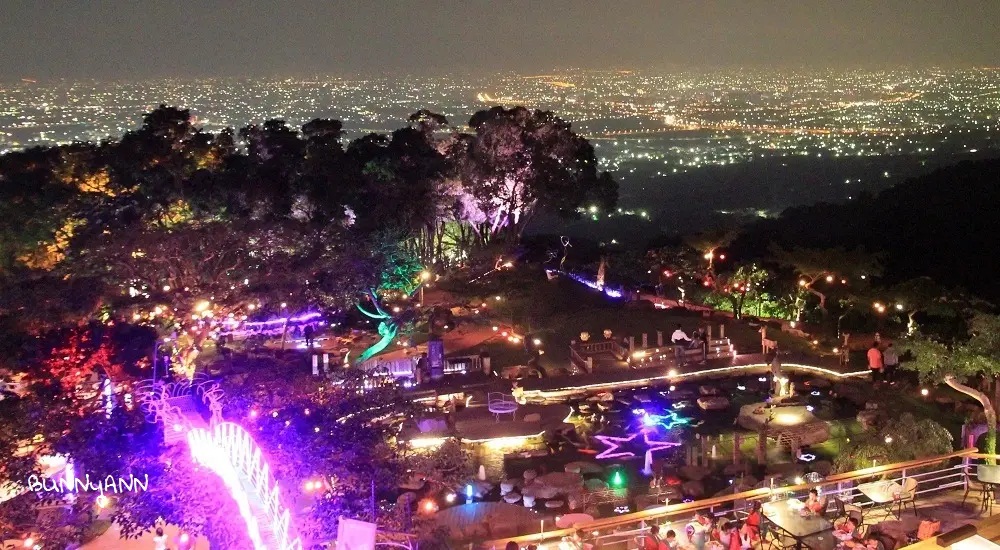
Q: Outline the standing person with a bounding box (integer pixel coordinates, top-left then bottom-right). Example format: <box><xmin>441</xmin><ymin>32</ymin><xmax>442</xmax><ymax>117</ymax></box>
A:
<box><xmin>698</xmin><ymin>326</ymin><xmax>710</xmax><ymax>363</ymax></box>
<box><xmin>672</xmin><ymin>324</ymin><xmax>693</xmax><ymax>365</ymax></box>
<box><xmin>643</xmin><ymin>525</ymin><xmax>664</xmax><ymax>550</ymax></box>
<box><xmin>883</xmin><ymin>343</ymin><xmax>899</xmax><ymax>384</ymax></box>
<box><xmin>153</xmin><ymin>527</ymin><xmax>168</xmax><ymax>550</ymax></box>
<box><xmin>303</xmin><ymin>324</ymin><xmax>315</xmax><ymax>349</ymax></box>
<box><xmin>867</xmin><ymin>342</ymin><xmax>884</xmax><ymax>383</ymax></box>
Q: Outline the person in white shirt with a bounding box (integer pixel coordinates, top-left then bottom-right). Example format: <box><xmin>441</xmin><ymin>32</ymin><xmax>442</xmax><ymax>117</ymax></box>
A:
<box><xmin>153</xmin><ymin>527</ymin><xmax>168</xmax><ymax>550</ymax></box>
<box><xmin>671</xmin><ymin>324</ymin><xmax>692</xmax><ymax>365</ymax></box>
<box><xmin>882</xmin><ymin>343</ymin><xmax>899</xmax><ymax>384</ymax></box>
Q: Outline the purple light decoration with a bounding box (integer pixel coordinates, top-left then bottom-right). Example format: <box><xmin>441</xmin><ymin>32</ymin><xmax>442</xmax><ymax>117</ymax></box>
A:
<box><xmin>244</xmin><ymin>311</ymin><xmax>322</xmax><ymax>327</ymax></box>
<box><xmin>594</xmin><ymin>430</ymin><xmax>682</xmax><ymax>460</ymax></box>
<box><xmin>547</xmin><ymin>270</ymin><xmax>625</xmax><ymax>300</ymax></box>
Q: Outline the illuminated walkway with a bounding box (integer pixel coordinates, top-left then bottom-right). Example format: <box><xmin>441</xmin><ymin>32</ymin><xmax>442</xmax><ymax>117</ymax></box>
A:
<box><xmin>140</xmin><ymin>380</ymin><xmax>302</xmax><ymax>550</ymax></box>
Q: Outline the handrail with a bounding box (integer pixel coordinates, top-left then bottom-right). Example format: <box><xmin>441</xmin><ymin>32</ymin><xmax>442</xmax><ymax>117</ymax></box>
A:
<box><xmin>482</xmin><ymin>448</ymin><xmax>978</xmax><ymax>548</ymax></box>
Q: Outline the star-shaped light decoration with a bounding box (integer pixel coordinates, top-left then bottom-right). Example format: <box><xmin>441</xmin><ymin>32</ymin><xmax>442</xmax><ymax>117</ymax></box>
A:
<box><xmin>594</xmin><ymin>429</ymin><xmax>682</xmax><ymax>460</ymax></box>
<box><xmin>641</xmin><ymin>411</ymin><xmax>691</xmax><ymax>431</ymax></box>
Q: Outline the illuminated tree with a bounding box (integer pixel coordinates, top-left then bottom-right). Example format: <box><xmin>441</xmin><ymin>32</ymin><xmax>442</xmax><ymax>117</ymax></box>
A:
<box><xmin>886</xmin><ymin>277</ymin><xmax>962</xmax><ymax>335</ymax></box>
<box><xmin>219</xmin><ymin>368</ymin><xmax>410</xmax><ymax>544</ymax></box>
<box><xmin>684</xmin><ymin>228</ymin><xmax>738</xmax><ymax>275</ymax></box>
<box><xmin>902</xmin><ymin>313</ymin><xmax>1000</xmax><ymax>457</ymax></box>
<box><xmin>113</xmin><ymin>446</ymin><xmax>255</xmax><ymax>549</ymax></box>
<box><xmin>833</xmin><ymin>414</ymin><xmax>952</xmax><ymax>473</ymax></box>
<box><xmin>452</xmin><ymin>106</ymin><xmax>617</xmax><ymax>242</ymax></box>
<box><xmin>711</xmin><ymin>263</ymin><xmax>770</xmax><ymax>319</ymax></box>
<box><xmin>769</xmin><ymin>245</ymin><xmax>884</xmax><ymax>318</ymax></box>
<box><xmin>647</xmin><ymin>244</ymin><xmax>708</xmax><ymax>301</ymax></box>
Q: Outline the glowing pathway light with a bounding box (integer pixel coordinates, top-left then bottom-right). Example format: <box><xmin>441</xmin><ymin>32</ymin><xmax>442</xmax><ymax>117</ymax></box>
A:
<box><xmin>187</xmin><ymin>422</ymin><xmax>303</xmax><ymax>550</ymax></box>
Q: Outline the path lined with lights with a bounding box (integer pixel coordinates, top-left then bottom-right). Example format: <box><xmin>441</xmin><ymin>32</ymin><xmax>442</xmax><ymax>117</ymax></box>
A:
<box><xmin>516</xmin><ymin>356</ymin><xmax>868</xmax><ymax>402</ymax></box>
<box><xmin>142</xmin><ymin>380</ymin><xmax>302</xmax><ymax>550</ymax></box>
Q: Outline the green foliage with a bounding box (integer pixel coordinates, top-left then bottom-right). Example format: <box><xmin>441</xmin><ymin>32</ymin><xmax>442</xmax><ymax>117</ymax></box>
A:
<box><xmin>405</xmin><ymin>438</ymin><xmax>474</xmax><ymax>489</ymax></box>
<box><xmin>833</xmin><ymin>414</ymin><xmax>953</xmax><ymax>472</ymax></box>
<box><xmin>711</xmin><ymin>263</ymin><xmax>771</xmax><ymax>319</ymax></box>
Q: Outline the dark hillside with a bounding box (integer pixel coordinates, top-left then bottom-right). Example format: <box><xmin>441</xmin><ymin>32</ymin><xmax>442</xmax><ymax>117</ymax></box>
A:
<box><xmin>731</xmin><ymin>158</ymin><xmax>1000</xmax><ymax>300</ymax></box>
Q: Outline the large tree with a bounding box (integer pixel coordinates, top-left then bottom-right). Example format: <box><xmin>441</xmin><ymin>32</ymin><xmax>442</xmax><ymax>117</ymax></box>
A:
<box><xmin>902</xmin><ymin>313</ymin><xmax>1000</xmax><ymax>456</ymax></box>
<box><xmin>453</xmin><ymin>106</ymin><xmax>617</xmax><ymax>241</ymax></box>
<box><xmin>770</xmin><ymin>245</ymin><xmax>884</xmax><ymax>318</ymax></box>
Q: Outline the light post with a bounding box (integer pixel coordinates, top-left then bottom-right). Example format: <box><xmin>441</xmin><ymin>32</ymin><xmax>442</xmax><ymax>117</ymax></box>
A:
<box><xmin>419</xmin><ymin>270</ymin><xmax>431</xmax><ymax>305</ymax></box>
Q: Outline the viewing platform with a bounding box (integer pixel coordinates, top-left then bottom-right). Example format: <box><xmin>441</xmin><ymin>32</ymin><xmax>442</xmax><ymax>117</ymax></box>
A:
<box><xmin>483</xmin><ymin>449</ymin><xmax>1000</xmax><ymax>550</ymax></box>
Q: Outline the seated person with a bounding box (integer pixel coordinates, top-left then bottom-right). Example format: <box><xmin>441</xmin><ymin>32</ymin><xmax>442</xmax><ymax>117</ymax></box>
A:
<box><xmin>804</xmin><ymin>489</ymin><xmax>827</xmax><ymax>516</ymax></box>
<box><xmin>834</xmin><ymin>517</ymin><xmax>859</xmax><ymax>542</ymax></box>
<box><xmin>664</xmin><ymin>529</ymin><xmax>680</xmax><ymax>550</ymax></box>
<box><xmin>743</xmin><ymin>502</ymin><xmax>763</xmax><ymax>541</ymax></box>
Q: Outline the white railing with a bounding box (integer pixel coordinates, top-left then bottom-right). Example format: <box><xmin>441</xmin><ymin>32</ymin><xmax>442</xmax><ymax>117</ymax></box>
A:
<box><xmin>188</xmin><ymin>422</ymin><xmax>303</xmax><ymax>550</ymax></box>
<box><xmin>484</xmin><ymin>449</ymin><xmax>977</xmax><ymax>549</ymax></box>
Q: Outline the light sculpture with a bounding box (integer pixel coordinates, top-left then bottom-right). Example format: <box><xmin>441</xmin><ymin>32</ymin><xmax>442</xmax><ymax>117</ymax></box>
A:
<box><xmin>594</xmin><ymin>430</ymin><xmax>681</xmax><ymax>460</ymax></box>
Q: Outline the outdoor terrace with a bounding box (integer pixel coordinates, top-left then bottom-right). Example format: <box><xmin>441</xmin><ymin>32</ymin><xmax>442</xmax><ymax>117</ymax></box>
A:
<box><xmin>482</xmin><ymin>450</ymin><xmax>1000</xmax><ymax>550</ymax></box>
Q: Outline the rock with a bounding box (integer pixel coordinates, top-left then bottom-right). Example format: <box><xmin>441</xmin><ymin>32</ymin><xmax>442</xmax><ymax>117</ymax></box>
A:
<box><xmin>805</xmin><ymin>378</ymin><xmax>831</xmax><ymax>389</ymax></box>
<box><xmin>523</xmin><ymin>469</ymin><xmax>537</xmax><ymax>482</ymax></box>
<box><xmin>681</xmin><ymin>480</ymin><xmax>705</xmax><ymax>498</ymax></box>
<box><xmin>584</xmin><ymin>478</ymin><xmax>608</xmax><ymax>491</ymax></box>
<box><xmin>503</xmin><ymin>492</ymin><xmax>522</xmax><ymax>504</ymax></box>
<box><xmin>500</xmin><ymin>480</ymin><xmax>517</xmax><ymax>495</ymax></box>
<box><xmin>533</xmin><ymin>485</ymin><xmax>561</xmax><ymax>499</ymax></box>
<box><xmin>523</xmin><ymin>494</ymin><xmax>536</xmax><ymax>507</ymax></box>
<box><xmin>470</xmin><ymin>480</ymin><xmax>493</xmax><ymax>498</ymax></box>
<box><xmin>699</xmin><ymin>386</ymin><xmax>721</xmax><ymax>396</ymax></box>
<box><xmin>857</xmin><ymin>410</ymin><xmax>882</xmax><ymax>431</ymax></box>
<box><xmin>567</xmin><ymin>492</ymin><xmax>583</xmax><ymax>510</ymax></box>
<box><xmin>679</xmin><ymin>465</ymin><xmax>710</xmax><ymax>481</ymax></box>
<box><xmin>564</xmin><ymin>463</ymin><xmax>582</xmax><ymax>474</ymax></box>
<box><xmin>545</xmin><ymin>500</ymin><xmax>565</xmax><ymax>509</ymax></box>
<box><xmin>523</xmin><ymin>413</ymin><xmax>542</xmax><ymax>422</ymax></box>
<box><xmin>698</xmin><ymin>396</ymin><xmax>730</xmax><ymax>410</ymax></box>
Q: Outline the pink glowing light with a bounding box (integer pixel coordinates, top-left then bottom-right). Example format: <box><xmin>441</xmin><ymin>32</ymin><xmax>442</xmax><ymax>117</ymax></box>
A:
<box><xmin>594</xmin><ymin>430</ymin><xmax>682</xmax><ymax>460</ymax></box>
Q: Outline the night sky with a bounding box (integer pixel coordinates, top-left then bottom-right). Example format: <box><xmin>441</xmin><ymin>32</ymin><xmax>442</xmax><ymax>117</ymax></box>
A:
<box><xmin>2</xmin><ymin>0</ymin><xmax>999</xmax><ymax>80</ymax></box>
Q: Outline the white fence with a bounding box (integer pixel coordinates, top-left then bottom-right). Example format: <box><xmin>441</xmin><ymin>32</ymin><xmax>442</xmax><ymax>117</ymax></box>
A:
<box><xmin>188</xmin><ymin>422</ymin><xmax>303</xmax><ymax>550</ymax></box>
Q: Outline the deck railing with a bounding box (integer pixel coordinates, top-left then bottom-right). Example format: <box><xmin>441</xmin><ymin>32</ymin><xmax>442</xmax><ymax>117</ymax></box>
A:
<box><xmin>483</xmin><ymin>448</ymin><xmax>980</xmax><ymax>549</ymax></box>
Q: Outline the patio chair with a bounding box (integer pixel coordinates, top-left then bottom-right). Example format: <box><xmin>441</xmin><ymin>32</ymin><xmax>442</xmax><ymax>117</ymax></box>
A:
<box><xmin>832</xmin><ymin>497</ymin><xmax>864</xmax><ymax>525</ymax></box>
<box><xmin>962</xmin><ymin>468</ymin><xmax>996</xmax><ymax>513</ymax></box>
<box><xmin>894</xmin><ymin>478</ymin><xmax>918</xmax><ymax>517</ymax></box>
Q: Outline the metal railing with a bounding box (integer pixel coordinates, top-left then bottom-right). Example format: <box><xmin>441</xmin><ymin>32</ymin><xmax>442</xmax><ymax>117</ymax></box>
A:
<box><xmin>483</xmin><ymin>448</ymin><xmax>979</xmax><ymax>549</ymax></box>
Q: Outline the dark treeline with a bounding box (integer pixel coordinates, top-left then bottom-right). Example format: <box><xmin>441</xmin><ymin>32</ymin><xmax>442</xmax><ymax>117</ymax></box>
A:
<box><xmin>730</xmin><ymin>158</ymin><xmax>1000</xmax><ymax>302</ymax></box>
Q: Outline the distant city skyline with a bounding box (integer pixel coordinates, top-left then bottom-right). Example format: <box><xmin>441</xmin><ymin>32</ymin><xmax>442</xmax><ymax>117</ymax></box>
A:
<box><xmin>1</xmin><ymin>1</ymin><xmax>999</xmax><ymax>80</ymax></box>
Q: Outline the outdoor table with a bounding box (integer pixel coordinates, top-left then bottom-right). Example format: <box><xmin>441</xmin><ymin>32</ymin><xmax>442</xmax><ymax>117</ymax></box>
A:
<box><xmin>857</xmin><ymin>480</ymin><xmax>903</xmax><ymax>519</ymax></box>
<box><xmin>762</xmin><ymin>499</ymin><xmax>834</xmax><ymax>550</ymax></box>
<box><xmin>975</xmin><ymin>465</ymin><xmax>1000</xmax><ymax>513</ymax></box>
